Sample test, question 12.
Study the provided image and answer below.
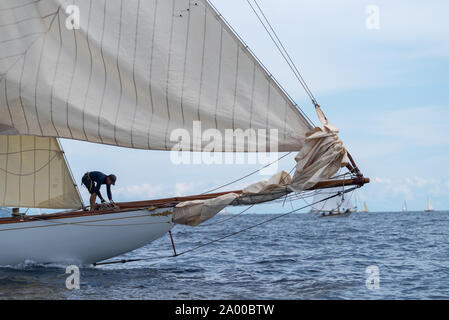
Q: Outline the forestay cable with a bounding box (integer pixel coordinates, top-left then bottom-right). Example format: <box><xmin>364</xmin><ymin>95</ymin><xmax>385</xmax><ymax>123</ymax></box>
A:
<box><xmin>246</xmin><ymin>0</ymin><xmax>318</xmax><ymax>106</ymax></box>
<box><xmin>93</xmin><ymin>186</ymin><xmax>358</xmax><ymax>266</ymax></box>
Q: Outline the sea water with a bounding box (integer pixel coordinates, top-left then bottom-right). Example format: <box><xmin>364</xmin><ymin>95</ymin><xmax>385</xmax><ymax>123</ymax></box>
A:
<box><xmin>0</xmin><ymin>211</ymin><xmax>448</xmax><ymax>300</ymax></box>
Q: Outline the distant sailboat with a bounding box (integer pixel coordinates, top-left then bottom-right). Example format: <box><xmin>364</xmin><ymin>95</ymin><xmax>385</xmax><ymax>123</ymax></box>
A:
<box><xmin>362</xmin><ymin>202</ymin><xmax>369</xmax><ymax>213</ymax></box>
<box><xmin>312</xmin><ymin>188</ymin><xmax>355</xmax><ymax>218</ymax></box>
<box><xmin>402</xmin><ymin>201</ymin><xmax>408</xmax><ymax>212</ymax></box>
<box><xmin>425</xmin><ymin>198</ymin><xmax>435</xmax><ymax>212</ymax></box>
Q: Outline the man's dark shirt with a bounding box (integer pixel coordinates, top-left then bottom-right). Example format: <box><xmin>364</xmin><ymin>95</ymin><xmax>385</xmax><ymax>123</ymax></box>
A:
<box><xmin>89</xmin><ymin>171</ymin><xmax>112</xmax><ymax>201</ymax></box>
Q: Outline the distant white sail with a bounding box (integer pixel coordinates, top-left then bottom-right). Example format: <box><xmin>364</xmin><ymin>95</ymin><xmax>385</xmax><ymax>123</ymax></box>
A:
<box><xmin>311</xmin><ymin>187</ymin><xmax>354</xmax><ymax>213</ymax></box>
<box><xmin>362</xmin><ymin>201</ymin><xmax>369</xmax><ymax>213</ymax></box>
<box><xmin>426</xmin><ymin>198</ymin><xmax>434</xmax><ymax>212</ymax></box>
<box><xmin>402</xmin><ymin>201</ymin><xmax>408</xmax><ymax>212</ymax></box>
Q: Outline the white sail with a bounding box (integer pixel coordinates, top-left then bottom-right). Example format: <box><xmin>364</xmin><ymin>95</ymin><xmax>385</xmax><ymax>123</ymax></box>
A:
<box><xmin>426</xmin><ymin>198</ymin><xmax>434</xmax><ymax>211</ymax></box>
<box><xmin>311</xmin><ymin>187</ymin><xmax>354</xmax><ymax>213</ymax></box>
<box><xmin>402</xmin><ymin>201</ymin><xmax>408</xmax><ymax>212</ymax></box>
<box><xmin>362</xmin><ymin>201</ymin><xmax>369</xmax><ymax>213</ymax></box>
<box><xmin>0</xmin><ymin>0</ymin><xmax>313</xmax><ymax>152</ymax></box>
<box><xmin>0</xmin><ymin>135</ymin><xmax>82</xmax><ymax>209</ymax></box>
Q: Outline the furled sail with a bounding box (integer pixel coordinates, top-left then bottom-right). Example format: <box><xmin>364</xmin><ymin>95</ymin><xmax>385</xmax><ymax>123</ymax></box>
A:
<box><xmin>0</xmin><ymin>0</ymin><xmax>312</xmax><ymax>152</ymax></box>
<box><xmin>0</xmin><ymin>135</ymin><xmax>83</xmax><ymax>209</ymax></box>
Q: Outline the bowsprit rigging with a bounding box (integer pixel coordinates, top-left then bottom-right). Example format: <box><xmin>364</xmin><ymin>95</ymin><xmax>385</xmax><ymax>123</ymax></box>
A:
<box><xmin>93</xmin><ymin>186</ymin><xmax>360</xmax><ymax>266</ymax></box>
<box><xmin>0</xmin><ymin>0</ymin><xmax>368</xmax><ymax>266</ymax></box>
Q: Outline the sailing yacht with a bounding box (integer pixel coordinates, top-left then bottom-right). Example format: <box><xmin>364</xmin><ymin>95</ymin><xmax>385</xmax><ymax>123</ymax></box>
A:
<box><xmin>425</xmin><ymin>198</ymin><xmax>435</xmax><ymax>212</ymax></box>
<box><xmin>0</xmin><ymin>0</ymin><xmax>369</xmax><ymax>265</ymax></box>
<box><xmin>361</xmin><ymin>202</ymin><xmax>369</xmax><ymax>213</ymax></box>
<box><xmin>402</xmin><ymin>201</ymin><xmax>408</xmax><ymax>212</ymax></box>
<box><xmin>311</xmin><ymin>188</ymin><xmax>355</xmax><ymax>218</ymax></box>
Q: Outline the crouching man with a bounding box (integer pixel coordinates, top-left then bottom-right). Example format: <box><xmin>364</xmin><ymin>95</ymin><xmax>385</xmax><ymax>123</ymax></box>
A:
<box><xmin>81</xmin><ymin>171</ymin><xmax>116</xmax><ymax>210</ymax></box>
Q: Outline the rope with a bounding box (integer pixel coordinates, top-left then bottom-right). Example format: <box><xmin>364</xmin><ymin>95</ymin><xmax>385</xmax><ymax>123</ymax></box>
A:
<box><xmin>200</xmin><ymin>152</ymin><xmax>292</xmax><ymax>194</ymax></box>
<box><xmin>0</xmin><ymin>152</ymin><xmax>60</xmax><ymax>176</ymax></box>
<box><xmin>0</xmin><ymin>149</ymin><xmax>61</xmax><ymax>156</ymax></box>
<box><xmin>93</xmin><ymin>187</ymin><xmax>358</xmax><ymax>266</ymax></box>
<box><xmin>246</xmin><ymin>0</ymin><xmax>318</xmax><ymax>105</ymax></box>
<box><xmin>198</xmin><ymin>204</ymin><xmax>254</xmax><ymax>227</ymax></box>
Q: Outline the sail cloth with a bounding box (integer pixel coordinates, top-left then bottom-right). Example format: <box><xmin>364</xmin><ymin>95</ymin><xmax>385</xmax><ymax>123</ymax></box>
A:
<box><xmin>173</xmin><ymin>124</ymin><xmax>349</xmax><ymax>226</ymax></box>
<box><xmin>291</xmin><ymin>121</ymin><xmax>349</xmax><ymax>192</ymax></box>
<box><xmin>0</xmin><ymin>0</ymin><xmax>350</xmax><ymax>215</ymax></box>
<box><xmin>0</xmin><ymin>135</ymin><xmax>83</xmax><ymax>209</ymax></box>
<box><xmin>173</xmin><ymin>171</ymin><xmax>291</xmax><ymax>226</ymax></box>
<box><xmin>310</xmin><ymin>187</ymin><xmax>354</xmax><ymax>213</ymax></box>
<box><xmin>0</xmin><ymin>0</ymin><xmax>312</xmax><ymax>152</ymax></box>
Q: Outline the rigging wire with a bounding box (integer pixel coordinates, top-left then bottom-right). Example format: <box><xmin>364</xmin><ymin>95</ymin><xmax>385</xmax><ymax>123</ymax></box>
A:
<box><xmin>200</xmin><ymin>152</ymin><xmax>292</xmax><ymax>194</ymax></box>
<box><xmin>197</xmin><ymin>204</ymin><xmax>255</xmax><ymax>227</ymax></box>
<box><xmin>245</xmin><ymin>0</ymin><xmax>318</xmax><ymax>106</ymax></box>
<box><xmin>93</xmin><ymin>186</ymin><xmax>358</xmax><ymax>266</ymax></box>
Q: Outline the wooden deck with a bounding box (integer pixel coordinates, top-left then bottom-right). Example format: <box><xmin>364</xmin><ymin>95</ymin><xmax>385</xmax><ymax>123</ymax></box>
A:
<box><xmin>0</xmin><ymin>177</ymin><xmax>369</xmax><ymax>225</ymax></box>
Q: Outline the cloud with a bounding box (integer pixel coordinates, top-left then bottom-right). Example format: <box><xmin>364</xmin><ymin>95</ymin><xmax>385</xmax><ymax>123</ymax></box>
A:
<box><xmin>404</xmin><ymin>177</ymin><xmax>439</xmax><ymax>188</ymax></box>
<box><xmin>175</xmin><ymin>182</ymin><xmax>197</xmax><ymax>197</ymax></box>
<box><xmin>373</xmin><ymin>177</ymin><xmax>392</xmax><ymax>185</ymax></box>
<box><xmin>335</xmin><ymin>105</ymin><xmax>449</xmax><ymax>163</ymax></box>
<box><xmin>210</xmin><ymin>0</ymin><xmax>449</xmax><ymax>96</ymax></box>
<box><xmin>372</xmin><ymin>175</ymin><xmax>449</xmax><ymax>200</ymax></box>
<box><xmin>367</xmin><ymin>106</ymin><xmax>449</xmax><ymax>146</ymax></box>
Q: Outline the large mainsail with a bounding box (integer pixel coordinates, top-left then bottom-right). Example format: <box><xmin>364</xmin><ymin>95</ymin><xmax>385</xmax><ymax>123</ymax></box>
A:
<box><xmin>0</xmin><ymin>0</ymin><xmax>353</xmax><ymax>223</ymax></box>
<box><xmin>0</xmin><ymin>0</ymin><xmax>312</xmax><ymax>152</ymax></box>
<box><xmin>0</xmin><ymin>135</ymin><xmax>82</xmax><ymax>208</ymax></box>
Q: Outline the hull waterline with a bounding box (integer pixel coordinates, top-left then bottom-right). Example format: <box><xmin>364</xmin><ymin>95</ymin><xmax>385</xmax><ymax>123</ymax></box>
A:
<box><xmin>317</xmin><ymin>211</ymin><xmax>352</xmax><ymax>218</ymax></box>
<box><xmin>0</xmin><ymin>208</ymin><xmax>173</xmax><ymax>266</ymax></box>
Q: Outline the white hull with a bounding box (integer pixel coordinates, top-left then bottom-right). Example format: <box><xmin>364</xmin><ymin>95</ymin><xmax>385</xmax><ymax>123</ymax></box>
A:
<box><xmin>0</xmin><ymin>208</ymin><xmax>173</xmax><ymax>266</ymax></box>
<box><xmin>317</xmin><ymin>211</ymin><xmax>352</xmax><ymax>218</ymax></box>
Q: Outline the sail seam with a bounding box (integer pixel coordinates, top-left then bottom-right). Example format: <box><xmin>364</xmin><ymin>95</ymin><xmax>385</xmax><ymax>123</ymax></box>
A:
<box><xmin>204</xmin><ymin>0</ymin><xmax>314</xmax><ymax>129</ymax></box>
<box><xmin>213</xmin><ymin>26</ymin><xmax>224</xmax><ymax>130</ymax></box>
<box><xmin>130</xmin><ymin>0</ymin><xmax>141</xmax><ymax>149</ymax></box>
<box><xmin>196</xmin><ymin>2</ymin><xmax>208</xmax><ymax>123</ymax></box>
<box><xmin>49</xmin><ymin>9</ymin><xmax>62</xmax><ymax>136</ymax></box>
<box><xmin>97</xmin><ymin>0</ymin><xmax>108</xmax><ymax>145</ymax></box>
<box><xmin>231</xmin><ymin>46</ymin><xmax>240</xmax><ymax>131</ymax></box>
<box><xmin>180</xmin><ymin>0</ymin><xmax>193</xmax><ymax>127</ymax></box>
<box><xmin>113</xmin><ymin>0</ymin><xmax>124</xmax><ymax>146</ymax></box>
<box><xmin>81</xmin><ymin>0</ymin><xmax>94</xmax><ymax>142</ymax></box>
<box><xmin>147</xmin><ymin>0</ymin><xmax>158</xmax><ymax>150</ymax></box>
<box><xmin>164</xmin><ymin>0</ymin><xmax>176</xmax><ymax>150</ymax></box>
<box><xmin>0</xmin><ymin>0</ymin><xmax>42</xmax><ymax>12</ymax></box>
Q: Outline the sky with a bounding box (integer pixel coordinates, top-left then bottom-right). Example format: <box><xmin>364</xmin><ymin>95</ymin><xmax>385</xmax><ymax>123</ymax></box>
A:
<box><xmin>59</xmin><ymin>0</ymin><xmax>449</xmax><ymax>213</ymax></box>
